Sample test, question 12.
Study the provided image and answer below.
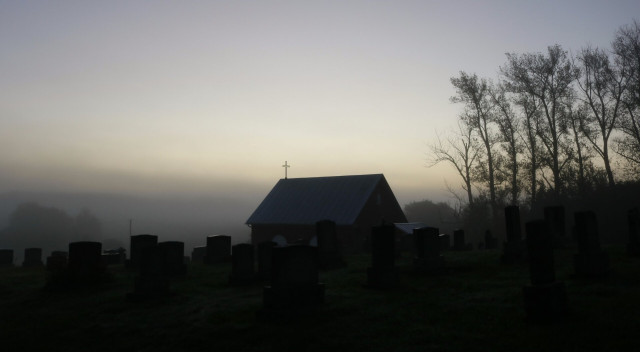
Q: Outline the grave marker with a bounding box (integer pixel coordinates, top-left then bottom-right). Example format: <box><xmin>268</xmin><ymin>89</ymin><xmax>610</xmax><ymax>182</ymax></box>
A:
<box><xmin>366</xmin><ymin>224</ymin><xmax>399</xmax><ymax>288</ymax></box>
<box><xmin>126</xmin><ymin>234</ymin><xmax>158</xmax><ymax>269</ymax></box>
<box><xmin>522</xmin><ymin>220</ymin><xmax>568</xmax><ymax>324</ymax></box>
<box><xmin>413</xmin><ymin>226</ymin><xmax>444</xmax><ymax>273</ymax></box>
<box><xmin>23</xmin><ymin>248</ymin><xmax>43</xmax><ymax>267</ymax></box>
<box><xmin>501</xmin><ymin>206</ymin><xmax>526</xmax><ymax>264</ymax></box>
<box><xmin>229</xmin><ymin>243</ymin><xmax>255</xmax><ymax>285</ymax></box>
<box><xmin>204</xmin><ymin>235</ymin><xmax>231</xmax><ymax>264</ymax></box>
<box><xmin>316</xmin><ymin>220</ymin><xmax>346</xmax><ymax>270</ymax></box>
<box><xmin>573</xmin><ymin>211</ymin><xmax>609</xmax><ymax>278</ymax></box>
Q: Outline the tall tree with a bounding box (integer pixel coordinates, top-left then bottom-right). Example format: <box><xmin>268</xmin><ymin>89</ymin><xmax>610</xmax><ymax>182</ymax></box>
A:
<box><xmin>502</xmin><ymin>45</ymin><xmax>579</xmax><ymax>197</ymax></box>
<box><xmin>613</xmin><ymin>20</ymin><xmax>640</xmax><ymax>174</ymax></box>
<box><xmin>450</xmin><ymin>72</ymin><xmax>499</xmax><ymax>210</ymax></box>
<box><xmin>576</xmin><ymin>45</ymin><xmax>628</xmax><ymax>186</ymax></box>
<box><xmin>490</xmin><ymin>83</ymin><xmax>522</xmax><ymax>205</ymax></box>
<box><xmin>427</xmin><ymin>121</ymin><xmax>479</xmax><ymax>206</ymax></box>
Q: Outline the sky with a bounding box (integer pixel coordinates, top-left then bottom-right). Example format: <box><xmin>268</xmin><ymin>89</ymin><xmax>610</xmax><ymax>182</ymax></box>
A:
<box><xmin>1</xmin><ymin>0</ymin><xmax>639</xmax><ymax>209</ymax></box>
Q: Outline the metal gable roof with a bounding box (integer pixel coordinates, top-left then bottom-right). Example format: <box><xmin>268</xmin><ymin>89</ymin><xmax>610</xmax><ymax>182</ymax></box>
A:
<box><xmin>246</xmin><ymin>174</ymin><xmax>385</xmax><ymax>226</ymax></box>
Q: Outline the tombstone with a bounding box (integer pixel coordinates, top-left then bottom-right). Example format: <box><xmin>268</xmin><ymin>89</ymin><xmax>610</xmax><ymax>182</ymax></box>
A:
<box><xmin>229</xmin><ymin>243</ymin><xmax>255</xmax><ymax>285</ymax></box>
<box><xmin>522</xmin><ymin>220</ymin><xmax>568</xmax><ymax>324</ymax></box>
<box><xmin>453</xmin><ymin>229</ymin><xmax>468</xmax><ymax>251</ymax></box>
<box><xmin>191</xmin><ymin>246</ymin><xmax>207</xmax><ymax>264</ymax></box>
<box><xmin>68</xmin><ymin>241</ymin><xmax>107</xmax><ymax>284</ymax></box>
<box><xmin>484</xmin><ymin>230</ymin><xmax>498</xmax><ymax>249</ymax></box>
<box><xmin>46</xmin><ymin>251</ymin><xmax>68</xmax><ymax>273</ymax></box>
<box><xmin>439</xmin><ymin>234</ymin><xmax>451</xmax><ymax>251</ymax></box>
<box><xmin>204</xmin><ymin>235</ymin><xmax>231</xmax><ymax>264</ymax></box>
<box><xmin>23</xmin><ymin>248</ymin><xmax>44</xmax><ymax>267</ymax></box>
<box><xmin>366</xmin><ymin>224</ymin><xmax>399</xmax><ymax>288</ymax></box>
<box><xmin>126</xmin><ymin>234</ymin><xmax>158</xmax><ymax>269</ymax></box>
<box><xmin>316</xmin><ymin>220</ymin><xmax>346</xmax><ymax>270</ymax></box>
<box><xmin>573</xmin><ymin>211</ymin><xmax>609</xmax><ymax>278</ymax></box>
<box><xmin>0</xmin><ymin>249</ymin><xmax>14</xmax><ymax>267</ymax></box>
<box><xmin>257</xmin><ymin>241</ymin><xmax>276</xmax><ymax>280</ymax></box>
<box><xmin>413</xmin><ymin>227</ymin><xmax>444</xmax><ymax>272</ymax></box>
<box><xmin>627</xmin><ymin>208</ymin><xmax>640</xmax><ymax>257</ymax></box>
<box><xmin>501</xmin><ymin>206</ymin><xmax>526</xmax><ymax>264</ymax></box>
<box><xmin>159</xmin><ymin>241</ymin><xmax>187</xmax><ymax>276</ymax></box>
<box><xmin>544</xmin><ymin>206</ymin><xmax>567</xmax><ymax>247</ymax></box>
<box><xmin>261</xmin><ymin>245</ymin><xmax>325</xmax><ymax>318</ymax></box>
<box><xmin>128</xmin><ymin>244</ymin><xmax>170</xmax><ymax>300</ymax></box>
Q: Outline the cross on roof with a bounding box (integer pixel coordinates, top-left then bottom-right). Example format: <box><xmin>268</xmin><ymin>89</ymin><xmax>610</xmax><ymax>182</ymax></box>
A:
<box><xmin>282</xmin><ymin>161</ymin><xmax>290</xmax><ymax>179</ymax></box>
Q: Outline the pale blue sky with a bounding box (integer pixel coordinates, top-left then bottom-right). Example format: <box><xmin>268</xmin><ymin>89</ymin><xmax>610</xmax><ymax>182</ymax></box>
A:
<box><xmin>1</xmin><ymin>1</ymin><xmax>638</xmax><ymax>206</ymax></box>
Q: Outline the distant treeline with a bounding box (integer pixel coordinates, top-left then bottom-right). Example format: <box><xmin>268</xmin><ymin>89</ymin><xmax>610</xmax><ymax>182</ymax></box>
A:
<box><xmin>0</xmin><ymin>202</ymin><xmax>105</xmax><ymax>252</ymax></box>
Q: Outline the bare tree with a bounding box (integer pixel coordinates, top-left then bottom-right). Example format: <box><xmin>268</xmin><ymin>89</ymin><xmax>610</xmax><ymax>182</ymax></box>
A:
<box><xmin>427</xmin><ymin>121</ymin><xmax>480</xmax><ymax>205</ymax></box>
<box><xmin>450</xmin><ymin>72</ymin><xmax>499</xmax><ymax>210</ymax></box>
<box><xmin>613</xmin><ymin>20</ymin><xmax>640</xmax><ymax>175</ymax></box>
<box><xmin>490</xmin><ymin>83</ymin><xmax>522</xmax><ymax>205</ymax></box>
<box><xmin>576</xmin><ymin>45</ymin><xmax>628</xmax><ymax>186</ymax></box>
<box><xmin>502</xmin><ymin>45</ymin><xmax>579</xmax><ymax>197</ymax></box>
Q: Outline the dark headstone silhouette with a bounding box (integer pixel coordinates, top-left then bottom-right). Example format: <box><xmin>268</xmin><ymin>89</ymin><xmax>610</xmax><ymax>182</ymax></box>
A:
<box><xmin>128</xmin><ymin>244</ymin><xmax>170</xmax><ymax>300</ymax></box>
<box><xmin>191</xmin><ymin>246</ymin><xmax>206</xmax><ymax>264</ymax></box>
<box><xmin>229</xmin><ymin>243</ymin><xmax>255</xmax><ymax>285</ymax></box>
<box><xmin>439</xmin><ymin>234</ymin><xmax>451</xmax><ymax>251</ymax></box>
<box><xmin>544</xmin><ymin>206</ymin><xmax>567</xmax><ymax>247</ymax></box>
<box><xmin>126</xmin><ymin>234</ymin><xmax>158</xmax><ymax>270</ymax></box>
<box><xmin>204</xmin><ymin>235</ymin><xmax>231</xmax><ymax>264</ymax></box>
<box><xmin>501</xmin><ymin>206</ymin><xmax>526</xmax><ymax>264</ymax></box>
<box><xmin>573</xmin><ymin>211</ymin><xmax>609</xmax><ymax>278</ymax></box>
<box><xmin>0</xmin><ymin>249</ymin><xmax>14</xmax><ymax>266</ymax></box>
<box><xmin>23</xmin><ymin>248</ymin><xmax>43</xmax><ymax>267</ymax></box>
<box><xmin>261</xmin><ymin>245</ymin><xmax>325</xmax><ymax>319</ymax></box>
<box><xmin>46</xmin><ymin>251</ymin><xmax>68</xmax><ymax>273</ymax></box>
<box><xmin>366</xmin><ymin>224</ymin><xmax>399</xmax><ymax>288</ymax></box>
<box><xmin>484</xmin><ymin>230</ymin><xmax>498</xmax><ymax>249</ymax></box>
<box><xmin>43</xmin><ymin>241</ymin><xmax>110</xmax><ymax>287</ymax></box>
<box><xmin>257</xmin><ymin>241</ymin><xmax>276</xmax><ymax>280</ymax></box>
<box><xmin>413</xmin><ymin>227</ymin><xmax>444</xmax><ymax>272</ymax></box>
<box><xmin>316</xmin><ymin>220</ymin><xmax>346</xmax><ymax>270</ymax></box>
<box><xmin>522</xmin><ymin>220</ymin><xmax>568</xmax><ymax>324</ymax></box>
<box><xmin>452</xmin><ymin>229</ymin><xmax>470</xmax><ymax>251</ymax></box>
<box><xmin>159</xmin><ymin>241</ymin><xmax>187</xmax><ymax>276</ymax></box>
<box><xmin>627</xmin><ymin>208</ymin><xmax>640</xmax><ymax>257</ymax></box>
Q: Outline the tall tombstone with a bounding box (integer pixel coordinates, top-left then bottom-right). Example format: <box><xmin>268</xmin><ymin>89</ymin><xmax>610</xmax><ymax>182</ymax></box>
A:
<box><xmin>257</xmin><ymin>241</ymin><xmax>276</xmax><ymax>280</ymax></box>
<box><xmin>261</xmin><ymin>245</ymin><xmax>325</xmax><ymax>318</ymax></box>
<box><xmin>23</xmin><ymin>248</ymin><xmax>44</xmax><ymax>267</ymax></box>
<box><xmin>522</xmin><ymin>220</ymin><xmax>568</xmax><ymax>324</ymax></box>
<box><xmin>501</xmin><ymin>206</ymin><xmax>526</xmax><ymax>264</ymax></box>
<box><xmin>316</xmin><ymin>220</ymin><xmax>346</xmax><ymax>270</ymax></box>
<box><xmin>0</xmin><ymin>249</ymin><xmax>14</xmax><ymax>267</ymax></box>
<box><xmin>204</xmin><ymin>235</ymin><xmax>231</xmax><ymax>264</ymax></box>
<box><xmin>366</xmin><ymin>224</ymin><xmax>399</xmax><ymax>288</ymax></box>
<box><xmin>573</xmin><ymin>211</ymin><xmax>609</xmax><ymax>278</ymax></box>
<box><xmin>627</xmin><ymin>208</ymin><xmax>640</xmax><ymax>257</ymax></box>
<box><xmin>126</xmin><ymin>234</ymin><xmax>158</xmax><ymax>270</ymax></box>
<box><xmin>544</xmin><ymin>206</ymin><xmax>567</xmax><ymax>247</ymax></box>
<box><xmin>128</xmin><ymin>244</ymin><xmax>170</xmax><ymax>301</ymax></box>
<box><xmin>159</xmin><ymin>241</ymin><xmax>187</xmax><ymax>276</ymax></box>
<box><xmin>68</xmin><ymin>241</ymin><xmax>106</xmax><ymax>283</ymax></box>
<box><xmin>413</xmin><ymin>227</ymin><xmax>444</xmax><ymax>272</ymax></box>
<box><xmin>229</xmin><ymin>243</ymin><xmax>255</xmax><ymax>285</ymax></box>
<box><xmin>191</xmin><ymin>246</ymin><xmax>207</xmax><ymax>264</ymax></box>
<box><xmin>453</xmin><ymin>229</ymin><xmax>467</xmax><ymax>251</ymax></box>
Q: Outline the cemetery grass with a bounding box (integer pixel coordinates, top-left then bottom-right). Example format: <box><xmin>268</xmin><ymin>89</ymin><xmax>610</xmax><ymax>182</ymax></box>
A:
<box><xmin>2</xmin><ymin>247</ymin><xmax>640</xmax><ymax>351</ymax></box>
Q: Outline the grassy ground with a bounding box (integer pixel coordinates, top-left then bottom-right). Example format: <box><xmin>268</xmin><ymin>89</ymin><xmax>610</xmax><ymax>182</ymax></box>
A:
<box><xmin>1</xmin><ymin>246</ymin><xmax>640</xmax><ymax>351</ymax></box>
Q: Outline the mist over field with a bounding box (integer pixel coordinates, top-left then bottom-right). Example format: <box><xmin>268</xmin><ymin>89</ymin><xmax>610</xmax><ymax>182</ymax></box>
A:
<box><xmin>0</xmin><ymin>189</ymin><xmax>261</xmax><ymax>259</ymax></box>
